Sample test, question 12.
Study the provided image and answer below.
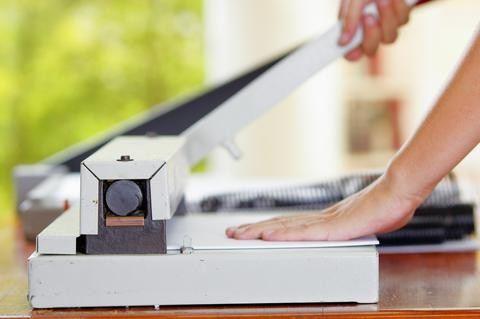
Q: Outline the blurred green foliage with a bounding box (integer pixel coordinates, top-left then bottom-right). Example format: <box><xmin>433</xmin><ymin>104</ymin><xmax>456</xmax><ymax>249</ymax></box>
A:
<box><xmin>0</xmin><ymin>0</ymin><xmax>204</xmax><ymax>217</ymax></box>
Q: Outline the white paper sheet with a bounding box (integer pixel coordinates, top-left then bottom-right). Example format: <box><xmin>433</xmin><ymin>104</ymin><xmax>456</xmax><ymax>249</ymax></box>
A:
<box><xmin>166</xmin><ymin>213</ymin><xmax>378</xmax><ymax>251</ymax></box>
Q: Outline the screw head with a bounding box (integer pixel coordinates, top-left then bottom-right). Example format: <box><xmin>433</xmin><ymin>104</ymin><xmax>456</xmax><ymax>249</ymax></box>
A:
<box><xmin>117</xmin><ymin>155</ymin><xmax>133</xmax><ymax>162</ymax></box>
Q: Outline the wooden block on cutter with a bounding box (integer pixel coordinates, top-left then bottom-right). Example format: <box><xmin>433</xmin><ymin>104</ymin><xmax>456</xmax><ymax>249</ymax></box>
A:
<box><xmin>106</xmin><ymin>216</ymin><xmax>144</xmax><ymax>227</ymax></box>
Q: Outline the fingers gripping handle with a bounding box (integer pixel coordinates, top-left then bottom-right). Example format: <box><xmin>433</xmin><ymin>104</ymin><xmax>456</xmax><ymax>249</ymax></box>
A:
<box><xmin>344</xmin><ymin>0</ymin><xmax>419</xmax><ymax>52</ymax></box>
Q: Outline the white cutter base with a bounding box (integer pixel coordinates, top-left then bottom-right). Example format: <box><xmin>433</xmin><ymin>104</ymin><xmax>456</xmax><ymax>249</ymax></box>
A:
<box><xmin>29</xmin><ymin>210</ymin><xmax>379</xmax><ymax>308</ymax></box>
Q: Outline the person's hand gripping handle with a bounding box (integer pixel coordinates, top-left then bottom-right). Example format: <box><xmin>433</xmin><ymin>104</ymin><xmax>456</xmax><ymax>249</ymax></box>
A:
<box><xmin>339</xmin><ymin>0</ymin><xmax>419</xmax><ymax>61</ymax></box>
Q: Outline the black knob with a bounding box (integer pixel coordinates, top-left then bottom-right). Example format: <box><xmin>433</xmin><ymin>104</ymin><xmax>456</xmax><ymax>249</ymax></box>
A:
<box><xmin>105</xmin><ymin>180</ymin><xmax>143</xmax><ymax>216</ymax></box>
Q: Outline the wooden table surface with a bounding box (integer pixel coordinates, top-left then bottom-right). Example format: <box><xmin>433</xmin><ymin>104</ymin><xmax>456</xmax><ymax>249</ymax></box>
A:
<box><xmin>2</xmin><ymin>220</ymin><xmax>480</xmax><ymax>318</ymax></box>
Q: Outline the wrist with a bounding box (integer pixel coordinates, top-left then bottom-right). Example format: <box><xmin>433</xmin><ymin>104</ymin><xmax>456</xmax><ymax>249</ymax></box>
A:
<box><xmin>381</xmin><ymin>159</ymin><xmax>427</xmax><ymax>210</ymax></box>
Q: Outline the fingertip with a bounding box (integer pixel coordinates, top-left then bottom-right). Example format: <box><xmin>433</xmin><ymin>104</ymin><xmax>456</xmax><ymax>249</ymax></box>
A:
<box><xmin>338</xmin><ymin>31</ymin><xmax>352</xmax><ymax>46</ymax></box>
<box><xmin>345</xmin><ymin>48</ymin><xmax>363</xmax><ymax>61</ymax></box>
<box><xmin>230</xmin><ymin>227</ymin><xmax>243</xmax><ymax>239</ymax></box>
<box><xmin>392</xmin><ymin>0</ymin><xmax>410</xmax><ymax>25</ymax></box>
<box><xmin>383</xmin><ymin>31</ymin><xmax>398</xmax><ymax>44</ymax></box>
<box><xmin>225</xmin><ymin>227</ymin><xmax>236</xmax><ymax>238</ymax></box>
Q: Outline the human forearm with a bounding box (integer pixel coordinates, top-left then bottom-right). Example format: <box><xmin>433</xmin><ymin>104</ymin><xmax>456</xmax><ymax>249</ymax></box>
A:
<box><xmin>387</xmin><ymin>31</ymin><xmax>480</xmax><ymax>201</ymax></box>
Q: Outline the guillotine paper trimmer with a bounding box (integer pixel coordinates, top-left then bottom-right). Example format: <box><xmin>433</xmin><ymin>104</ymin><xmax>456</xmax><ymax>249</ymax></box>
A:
<box><xmin>28</xmin><ymin>1</ymin><xmax>418</xmax><ymax>308</ymax></box>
